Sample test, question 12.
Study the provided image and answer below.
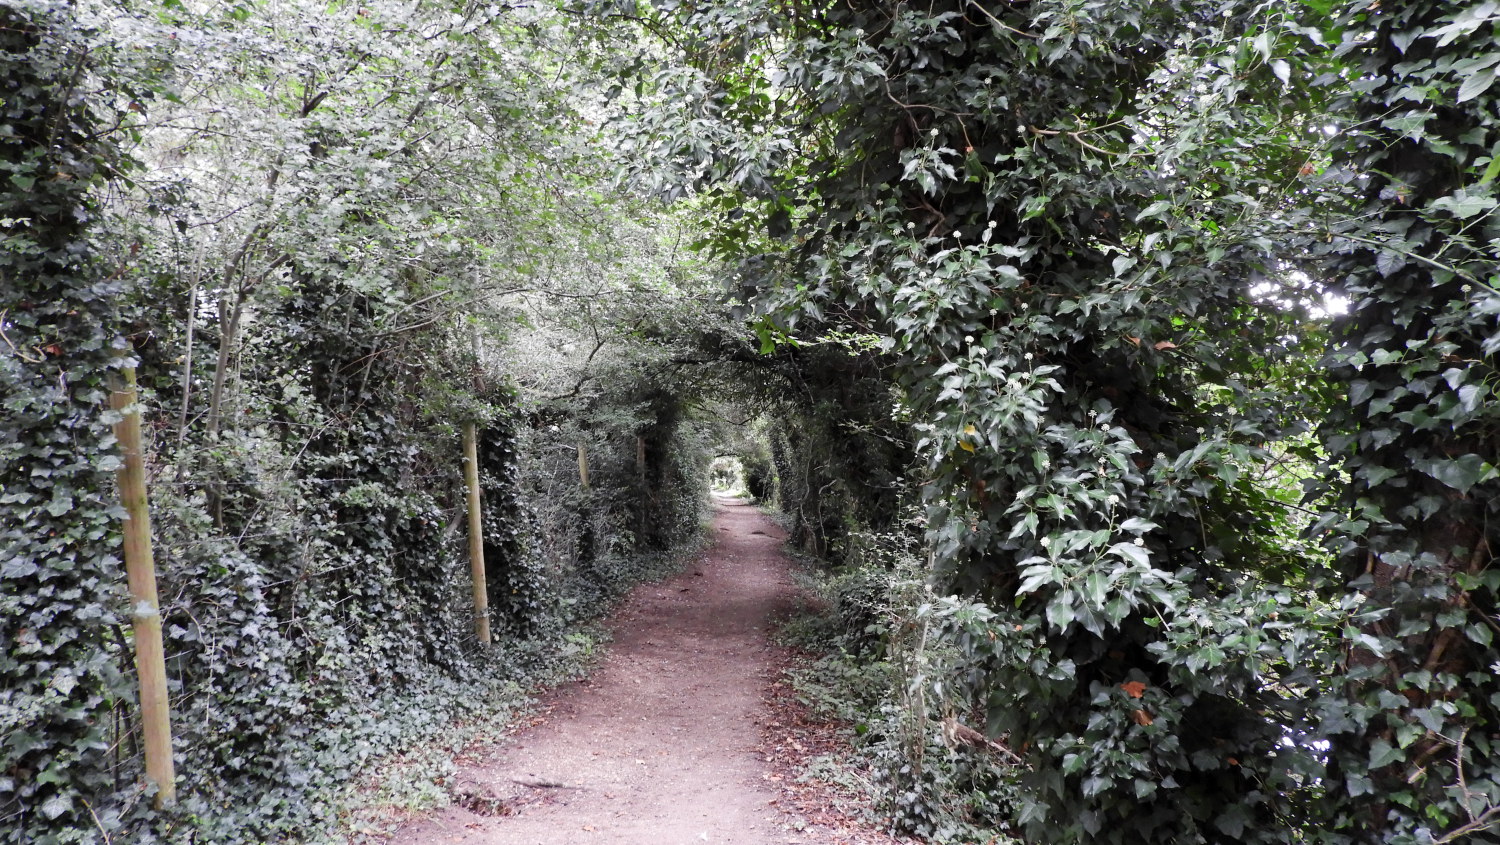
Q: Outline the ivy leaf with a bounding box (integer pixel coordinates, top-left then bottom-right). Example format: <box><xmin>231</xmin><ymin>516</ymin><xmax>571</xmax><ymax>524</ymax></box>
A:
<box><xmin>39</xmin><ymin>793</ymin><xmax>71</xmax><ymax>819</ymax></box>
<box><xmin>1</xmin><ymin>557</ymin><xmax>39</xmax><ymax>578</ymax></box>
<box><xmin>1412</xmin><ymin>454</ymin><xmax>1499</xmax><ymax>494</ymax></box>
<box><xmin>1369</xmin><ymin>738</ymin><xmax>1404</xmax><ymax>769</ymax></box>
<box><xmin>1458</xmin><ymin>383</ymin><xmax>1485</xmax><ymax>414</ymax></box>
<box><xmin>1429</xmin><ymin>193</ymin><xmax>1497</xmax><ymax>218</ymax></box>
<box><xmin>45</xmin><ymin>494</ymin><xmax>73</xmax><ymax>518</ymax></box>
<box><xmin>1375</xmin><ymin>250</ymin><xmax>1405</xmax><ymax>277</ymax></box>
<box><xmin>1215</xmin><ymin>804</ymin><xmax>1249</xmax><ymax>837</ymax></box>
<box><xmin>1457</xmin><ymin>66</ymin><xmax>1497</xmax><ymax>103</ymax></box>
<box><xmin>1346</xmin><ymin>773</ymin><xmax>1375</xmax><ymax>797</ymax></box>
<box><xmin>1470</xmin><ymin>621</ymin><xmax>1494</xmax><ymax>647</ymax></box>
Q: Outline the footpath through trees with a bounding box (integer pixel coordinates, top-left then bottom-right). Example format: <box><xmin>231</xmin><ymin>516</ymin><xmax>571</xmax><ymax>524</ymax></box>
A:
<box><xmin>386</xmin><ymin>496</ymin><xmax>897</xmax><ymax>845</ymax></box>
<box><xmin>6</xmin><ymin>1</ymin><xmax>1500</xmax><ymax>842</ymax></box>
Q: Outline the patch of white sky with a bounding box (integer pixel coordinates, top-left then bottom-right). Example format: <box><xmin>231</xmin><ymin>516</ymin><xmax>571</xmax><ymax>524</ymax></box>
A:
<box><xmin>1251</xmin><ymin>271</ymin><xmax>1350</xmax><ymax>320</ymax></box>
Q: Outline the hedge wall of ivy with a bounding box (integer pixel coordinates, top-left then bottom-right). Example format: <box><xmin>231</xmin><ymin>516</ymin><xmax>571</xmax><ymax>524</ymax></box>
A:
<box><xmin>1</xmin><ymin>2</ymin><xmax>716</xmax><ymax>842</ymax></box>
<box><xmin>1</xmin><ymin>2</ymin><xmax>142</xmax><ymax>836</ymax></box>
<box><xmin>1310</xmin><ymin>1</ymin><xmax>1500</xmax><ymax>837</ymax></box>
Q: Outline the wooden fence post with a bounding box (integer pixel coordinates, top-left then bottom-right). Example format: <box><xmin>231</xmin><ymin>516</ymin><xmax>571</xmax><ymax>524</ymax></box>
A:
<box><xmin>577</xmin><ymin>443</ymin><xmax>590</xmax><ymax>491</ymax></box>
<box><xmin>109</xmin><ymin>364</ymin><xmax>176</xmax><ymax>807</ymax></box>
<box><xmin>462</xmin><ymin>422</ymin><xmax>491</xmax><ymax>645</ymax></box>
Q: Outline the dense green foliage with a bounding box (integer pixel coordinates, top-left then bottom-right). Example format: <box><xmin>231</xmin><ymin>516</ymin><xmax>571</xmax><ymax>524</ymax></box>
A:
<box><xmin>1310</xmin><ymin>3</ymin><xmax>1500</xmax><ymax>837</ymax></box>
<box><xmin>618</xmin><ymin>0</ymin><xmax>1500</xmax><ymax>841</ymax></box>
<box><xmin>2</xmin><ymin>1</ymin><xmax>717</xmax><ymax>842</ymax></box>
<box><xmin>5</xmin><ymin>0</ymin><xmax>1499</xmax><ymax>842</ymax></box>
<box><xmin>2</xmin><ymin>0</ymin><xmax>140</xmax><ymax>834</ymax></box>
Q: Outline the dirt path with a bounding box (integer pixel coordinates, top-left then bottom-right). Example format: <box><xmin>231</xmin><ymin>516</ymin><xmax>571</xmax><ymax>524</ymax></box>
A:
<box><xmin>387</xmin><ymin>496</ymin><xmax>895</xmax><ymax>845</ymax></box>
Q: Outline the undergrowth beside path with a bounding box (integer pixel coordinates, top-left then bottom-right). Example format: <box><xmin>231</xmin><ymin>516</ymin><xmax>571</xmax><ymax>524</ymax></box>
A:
<box><xmin>773</xmin><ymin>536</ymin><xmax>1025</xmax><ymax>845</ymax></box>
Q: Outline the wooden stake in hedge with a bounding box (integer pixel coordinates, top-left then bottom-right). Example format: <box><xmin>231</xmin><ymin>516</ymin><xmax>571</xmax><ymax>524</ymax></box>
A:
<box><xmin>108</xmin><ymin>365</ymin><xmax>176</xmax><ymax>807</ymax></box>
<box><xmin>577</xmin><ymin>443</ymin><xmax>591</xmax><ymax>491</ymax></box>
<box><xmin>461</xmin><ymin>423</ymin><xmax>491</xmax><ymax>645</ymax></box>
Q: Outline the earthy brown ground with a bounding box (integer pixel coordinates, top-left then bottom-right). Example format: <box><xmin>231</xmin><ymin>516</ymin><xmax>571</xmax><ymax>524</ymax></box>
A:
<box><xmin>385</xmin><ymin>495</ymin><xmax>905</xmax><ymax>845</ymax></box>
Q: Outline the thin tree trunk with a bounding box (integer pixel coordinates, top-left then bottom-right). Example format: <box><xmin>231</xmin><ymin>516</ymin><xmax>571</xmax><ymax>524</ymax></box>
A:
<box><xmin>175</xmin><ymin>281</ymin><xmax>197</xmax><ymax>467</ymax></box>
<box><xmin>463</xmin><ymin>422</ymin><xmax>491</xmax><ymax>645</ymax></box>
<box><xmin>205</xmin><ymin>290</ymin><xmax>244</xmax><ymax>441</ymax></box>
<box><xmin>636</xmin><ymin>435</ymin><xmax>647</xmax><ymax>536</ymax></box>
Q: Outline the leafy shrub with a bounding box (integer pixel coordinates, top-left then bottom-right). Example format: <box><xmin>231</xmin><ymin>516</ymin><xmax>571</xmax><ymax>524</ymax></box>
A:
<box><xmin>781</xmin><ymin>542</ymin><xmax>1025</xmax><ymax>843</ymax></box>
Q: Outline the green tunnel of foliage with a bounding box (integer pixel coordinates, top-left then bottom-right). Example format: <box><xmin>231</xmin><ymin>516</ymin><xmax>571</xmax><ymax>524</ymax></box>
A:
<box><xmin>4</xmin><ymin>0</ymin><xmax>1500</xmax><ymax>843</ymax></box>
<box><xmin>620</xmin><ymin>0</ymin><xmax>1500</xmax><ymax>842</ymax></box>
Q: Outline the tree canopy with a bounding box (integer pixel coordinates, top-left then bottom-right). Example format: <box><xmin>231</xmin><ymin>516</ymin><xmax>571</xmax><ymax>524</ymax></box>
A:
<box><xmin>1</xmin><ymin>0</ymin><xmax>1497</xmax><ymax>843</ymax></box>
<box><xmin>621</xmin><ymin>0</ymin><xmax>1500</xmax><ymax>840</ymax></box>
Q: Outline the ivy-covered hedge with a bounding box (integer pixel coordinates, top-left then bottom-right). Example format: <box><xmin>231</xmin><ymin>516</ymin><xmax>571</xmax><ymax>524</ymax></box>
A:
<box><xmin>1310</xmin><ymin>1</ymin><xmax>1500</xmax><ymax>837</ymax></box>
<box><xmin>1</xmin><ymin>1</ymin><xmax>717</xmax><ymax>842</ymax></box>
<box><xmin>1</xmin><ymin>1</ymin><xmax>140</xmax><ymax>835</ymax></box>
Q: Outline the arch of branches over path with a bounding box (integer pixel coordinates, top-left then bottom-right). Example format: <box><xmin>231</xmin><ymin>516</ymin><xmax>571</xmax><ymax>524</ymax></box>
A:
<box><xmin>613</xmin><ymin>0</ymin><xmax>1500</xmax><ymax>842</ymax></box>
<box><xmin>2</xmin><ymin>1</ymin><xmax>774</xmax><ymax>842</ymax></box>
<box><xmin>3</xmin><ymin>0</ymin><xmax>1500</xmax><ymax>844</ymax></box>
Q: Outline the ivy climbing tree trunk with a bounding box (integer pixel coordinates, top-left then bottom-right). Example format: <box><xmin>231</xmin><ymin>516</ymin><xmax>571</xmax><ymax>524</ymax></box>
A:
<box><xmin>463</xmin><ymin>422</ymin><xmax>492</xmax><ymax>645</ymax></box>
<box><xmin>636</xmin><ymin>434</ymin><xmax>648</xmax><ymax>537</ymax></box>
